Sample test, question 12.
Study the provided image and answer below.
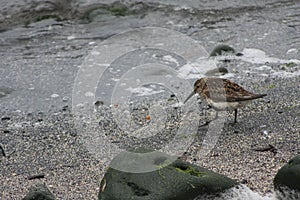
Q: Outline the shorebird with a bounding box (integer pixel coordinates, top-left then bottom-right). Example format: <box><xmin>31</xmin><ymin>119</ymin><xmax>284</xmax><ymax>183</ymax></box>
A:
<box><xmin>184</xmin><ymin>77</ymin><xmax>267</xmax><ymax>123</ymax></box>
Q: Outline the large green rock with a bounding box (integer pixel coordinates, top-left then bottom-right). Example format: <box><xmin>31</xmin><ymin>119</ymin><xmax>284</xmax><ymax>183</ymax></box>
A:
<box><xmin>98</xmin><ymin>151</ymin><xmax>238</xmax><ymax>200</ymax></box>
<box><xmin>274</xmin><ymin>155</ymin><xmax>300</xmax><ymax>200</ymax></box>
<box><xmin>22</xmin><ymin>183</ymin><xmax>56</xmax><ymax>200</ymax></box>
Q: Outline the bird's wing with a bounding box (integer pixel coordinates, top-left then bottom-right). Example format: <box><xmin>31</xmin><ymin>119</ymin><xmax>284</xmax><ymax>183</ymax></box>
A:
<box><xmin>226</xmin><ymin>94</ymin><xmax>267</xmax><ymax>102</ymax></box>
<box><xmin>203</xmin><ymin>78</ymin><xmax>266</xmax><ymax>102</ymax></box>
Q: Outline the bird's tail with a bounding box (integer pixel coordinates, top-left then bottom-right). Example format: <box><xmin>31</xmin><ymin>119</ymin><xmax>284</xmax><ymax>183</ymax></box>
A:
<box><xmin>235</xmin><ymin>93</ymin><xmax>267</xmax><ymax>101</ymax></box>
<box><xmin>255</xmin><ymin>94</ymin><xmax>267</xmax><ymax>98</ymax></box>
<box><xmin>244</xmin><ymin>94</ymin><xmax>267</xmax><ymax>101</ymax></box>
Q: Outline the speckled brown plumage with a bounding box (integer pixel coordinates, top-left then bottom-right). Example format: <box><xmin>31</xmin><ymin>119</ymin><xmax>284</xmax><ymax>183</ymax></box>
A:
<box><xmin>184</xmin><ymin>77</ymin><xmax>267</xmax><ymax>123</ymax></box>
<box><xmin>193</xmin><ymin>77</ymin><xmax>267</xmax><ymax>102</ymax></box>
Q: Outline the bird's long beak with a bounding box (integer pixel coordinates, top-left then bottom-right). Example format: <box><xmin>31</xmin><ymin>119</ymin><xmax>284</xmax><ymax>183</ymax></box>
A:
<box><xmin>183</xmin><ymin>91</ymin><xmax>195</xmax><ymax>104</ymax></box>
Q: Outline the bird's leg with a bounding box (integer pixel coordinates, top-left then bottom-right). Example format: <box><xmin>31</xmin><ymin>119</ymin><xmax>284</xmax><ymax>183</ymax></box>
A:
<box><xmin>199</xmin><ymin>111</ymin><xmax>219</xmax><ymax>127</ymax></box>
<box><xmin>234</xmin><ymin>109</ymin><xmax>238</xmax><ymax>123</ymax></box>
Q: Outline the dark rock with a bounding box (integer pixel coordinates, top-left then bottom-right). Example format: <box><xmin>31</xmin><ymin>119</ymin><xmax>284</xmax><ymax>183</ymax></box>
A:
<box><xmin>205</xmin><ymin>67</ymin><xmax>228</xmax><ymax>76</ymax></box>
<box><xmin>0</xmin><ymin>145</ymin><xmax>5</xmax><ymax>157</ymax></box>
<box><xmin>28</xmin><ymin>174</ymin><xmax>45</xmax><ymax>180</ymax></box>
<box><xmin>22</xmin><ymin>183</ymin><xmax>56</xmax><ymax>200</ymax></box>
<box><xmin>94</xmin><ymin>100</ymin><xmax>104</xmax><ymax>107</ymax></box>
<box><xmin>209</xmin><ymin>44</ymin><xmax>236</xmax><ymax>57</ymax></box>
<box><xmin>1</xmin><ymin>116</ymin><xmax>10</xmax><ymax>121</ymax></box>
<box><xmin>62</xmin><ymin>105</ymin><xmax>69</xmax><ymax>111</ymax></box>
<box><xmin>241</xmin><ymin>179</ymin><xmax>248</xmax><ymax>184</ymax></box>
<box><xmin>98</xmin><ymin>151</ymin><xmax>238</xmax><ymax>200</ymax></box>
<box><xmin>274</xmin><ymin>155</ymin><xmax>300</xmax><ymax>200</ymax></box>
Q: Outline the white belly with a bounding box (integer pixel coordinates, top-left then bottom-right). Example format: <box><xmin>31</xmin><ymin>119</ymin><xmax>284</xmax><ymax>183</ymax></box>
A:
<box><xmin>207</xmin><ymin>99</ymin><xmax>250</xmax><ymax>111</ymax></box>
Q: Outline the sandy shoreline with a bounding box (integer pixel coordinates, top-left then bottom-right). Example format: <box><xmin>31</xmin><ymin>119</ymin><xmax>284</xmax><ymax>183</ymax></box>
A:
<box><xmin>0</xmin><ymin>1</ymin><xmax>299</xmax><ymax>199</ymax></box>
<box><xmin>0</xmin><ymin>76</ymin><xmax>299</xmax><ymax>199</ymax></box>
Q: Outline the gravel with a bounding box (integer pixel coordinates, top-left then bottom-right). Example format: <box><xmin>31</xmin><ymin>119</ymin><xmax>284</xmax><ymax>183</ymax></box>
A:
<box><xmin>0</xmin><ymin>76</ymin><xmax>299</xmax><ymax>199</ymax></box>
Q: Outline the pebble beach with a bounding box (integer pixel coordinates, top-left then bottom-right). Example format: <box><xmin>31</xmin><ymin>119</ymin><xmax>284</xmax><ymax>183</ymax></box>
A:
<box><xmin>0</xmin><ymin>0</ymin><xmax>299</xmax><ymax>199</ymax></box>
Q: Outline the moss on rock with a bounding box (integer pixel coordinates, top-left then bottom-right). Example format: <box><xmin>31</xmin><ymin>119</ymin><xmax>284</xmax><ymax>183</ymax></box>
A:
<box><xmin>99</xmin><ymin>152</ymin><xmax>238</xmax><ymax>200</ymax></box>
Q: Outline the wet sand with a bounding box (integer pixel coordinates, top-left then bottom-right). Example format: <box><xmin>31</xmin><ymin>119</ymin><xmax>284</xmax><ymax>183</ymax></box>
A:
<box><xmin>0</xmin><ymin>0</ymin><xmax>299</xmax><ymax>199</ymax></box>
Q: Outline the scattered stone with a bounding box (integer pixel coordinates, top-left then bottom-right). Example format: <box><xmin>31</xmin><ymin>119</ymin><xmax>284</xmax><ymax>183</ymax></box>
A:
<box><xmin>205</xmin><ymin>67</ymin><xmax>228</xmax><ymax>76</ymax></box>
<box><xmin>274</xmin><ymin>155</ymin><xmax>300</xmax><ymax>200</ymax></box>
<box><xmin>209</xmin><ymin>44</ymin><xmax>236</xmax><ymax>57</ymax></box>
<box><xmin>98</xmin><ymin>151</ymin><xmax>238</xmax><ymax>200</ymax></box>
<box><xmin>286</xmin><ymin>48</ymin><xmax>298</xmax><ymax>54</ymax></box>
<box><xmin>22</xmin><ymin>183</ymin><xmax>56</xmax><ymax>200</ymax></box>
<box><xmin>62</xmin><ymin>97</ymin><xmax>69</xmax><ymax>102</ymax></box>
<box><xmin>1</xmin><ymin>116</ymin><xmax>10</xmax><ymax>121</ymax></box>
<box><xmin>62</xmin><ymin>105</ymin><xmax>69</xmax><ymax>111</ymax></box>
<box><xmin>3</xmin><ymin>130</ymin><xmax>10</xmax><ymax>134</ymax></box>
<box><xmin>0</xmin><ymin>145</ymin><xmax>5</xmax><ymax>157</ymax></box>
<box><xmin>252</xmin><ymin>144</ymin><xmax>277</xmax><ymax>154</ymax></box>
<box><xmin>28</xmin><ymin>174</ymin><xmax>45</xmax><ymax>180</ymax></box>
<box><xmin>94</xmin><ymin>100</ymin><xmax>104</xmax><ymax>107</ymax></box>
<box><xmin>50</xmin><ymin>94</ymin><xmax>59</xmax><ymax>98</ymax></box>
<box><xmin>241</xmin><ymin>179</ymin><xmax>248</xmax><ymax>184</ymax></box>
<box><xmin>27</xmin><ymin>113</ymin><xmax>34</xmax><ymax>120</ymax></box>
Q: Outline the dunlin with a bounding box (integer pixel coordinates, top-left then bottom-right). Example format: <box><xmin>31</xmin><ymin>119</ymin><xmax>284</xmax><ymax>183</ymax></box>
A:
<box><xmin>184</xmin><ymin>77</ymin><xmax>267</xmax><ymax>123</ymax></box>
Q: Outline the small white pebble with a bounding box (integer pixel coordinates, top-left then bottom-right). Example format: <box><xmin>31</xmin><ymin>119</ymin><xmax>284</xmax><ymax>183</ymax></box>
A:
<box><xmin>286</xmin><ymin>48</ymin><xmax>298</xmax><ymax>54</ymax></box>
<box><xmin>85</xmin><ymin>92</ymin><xmax>94</xmax><ymax>97</ymax></box>
<box><xmin>51</xmin><ymin>94</ymin><xmax>59</xmax><ymax>98</ymax></box>
<box><xmin>62</xmin><ymin>97</ymin><xmax>69</xmax><ymax>102</ymax></box>
<box><xmin>91</xmin><ymin>51</ymin><xmax>100</xmax><ymax>55</ymax></box>
<box><xmin>172</xmin><ymin>102</ymin><xmax>184</xmax><ymax>107</ymax></box>
<box><xmin>76</xmin><ymin>103</ymin><xmax>84</xmax><ymax>108</ymax></box>
<box><xmin>262</xmin><ymin>130</ymin><xmax>270</xmax><ymax>139</ymax></box>
<box><xmin>67</xmin><ymin>35</ymin><xmax>75</xmax><ymax>40</ymax></box>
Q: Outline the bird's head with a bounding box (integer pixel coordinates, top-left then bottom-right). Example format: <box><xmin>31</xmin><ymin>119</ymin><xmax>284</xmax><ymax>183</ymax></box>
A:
<box><xmin>183</xmin><ymin>78</ymin><xmax>206</xmax><ymax>104</ymax></box>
